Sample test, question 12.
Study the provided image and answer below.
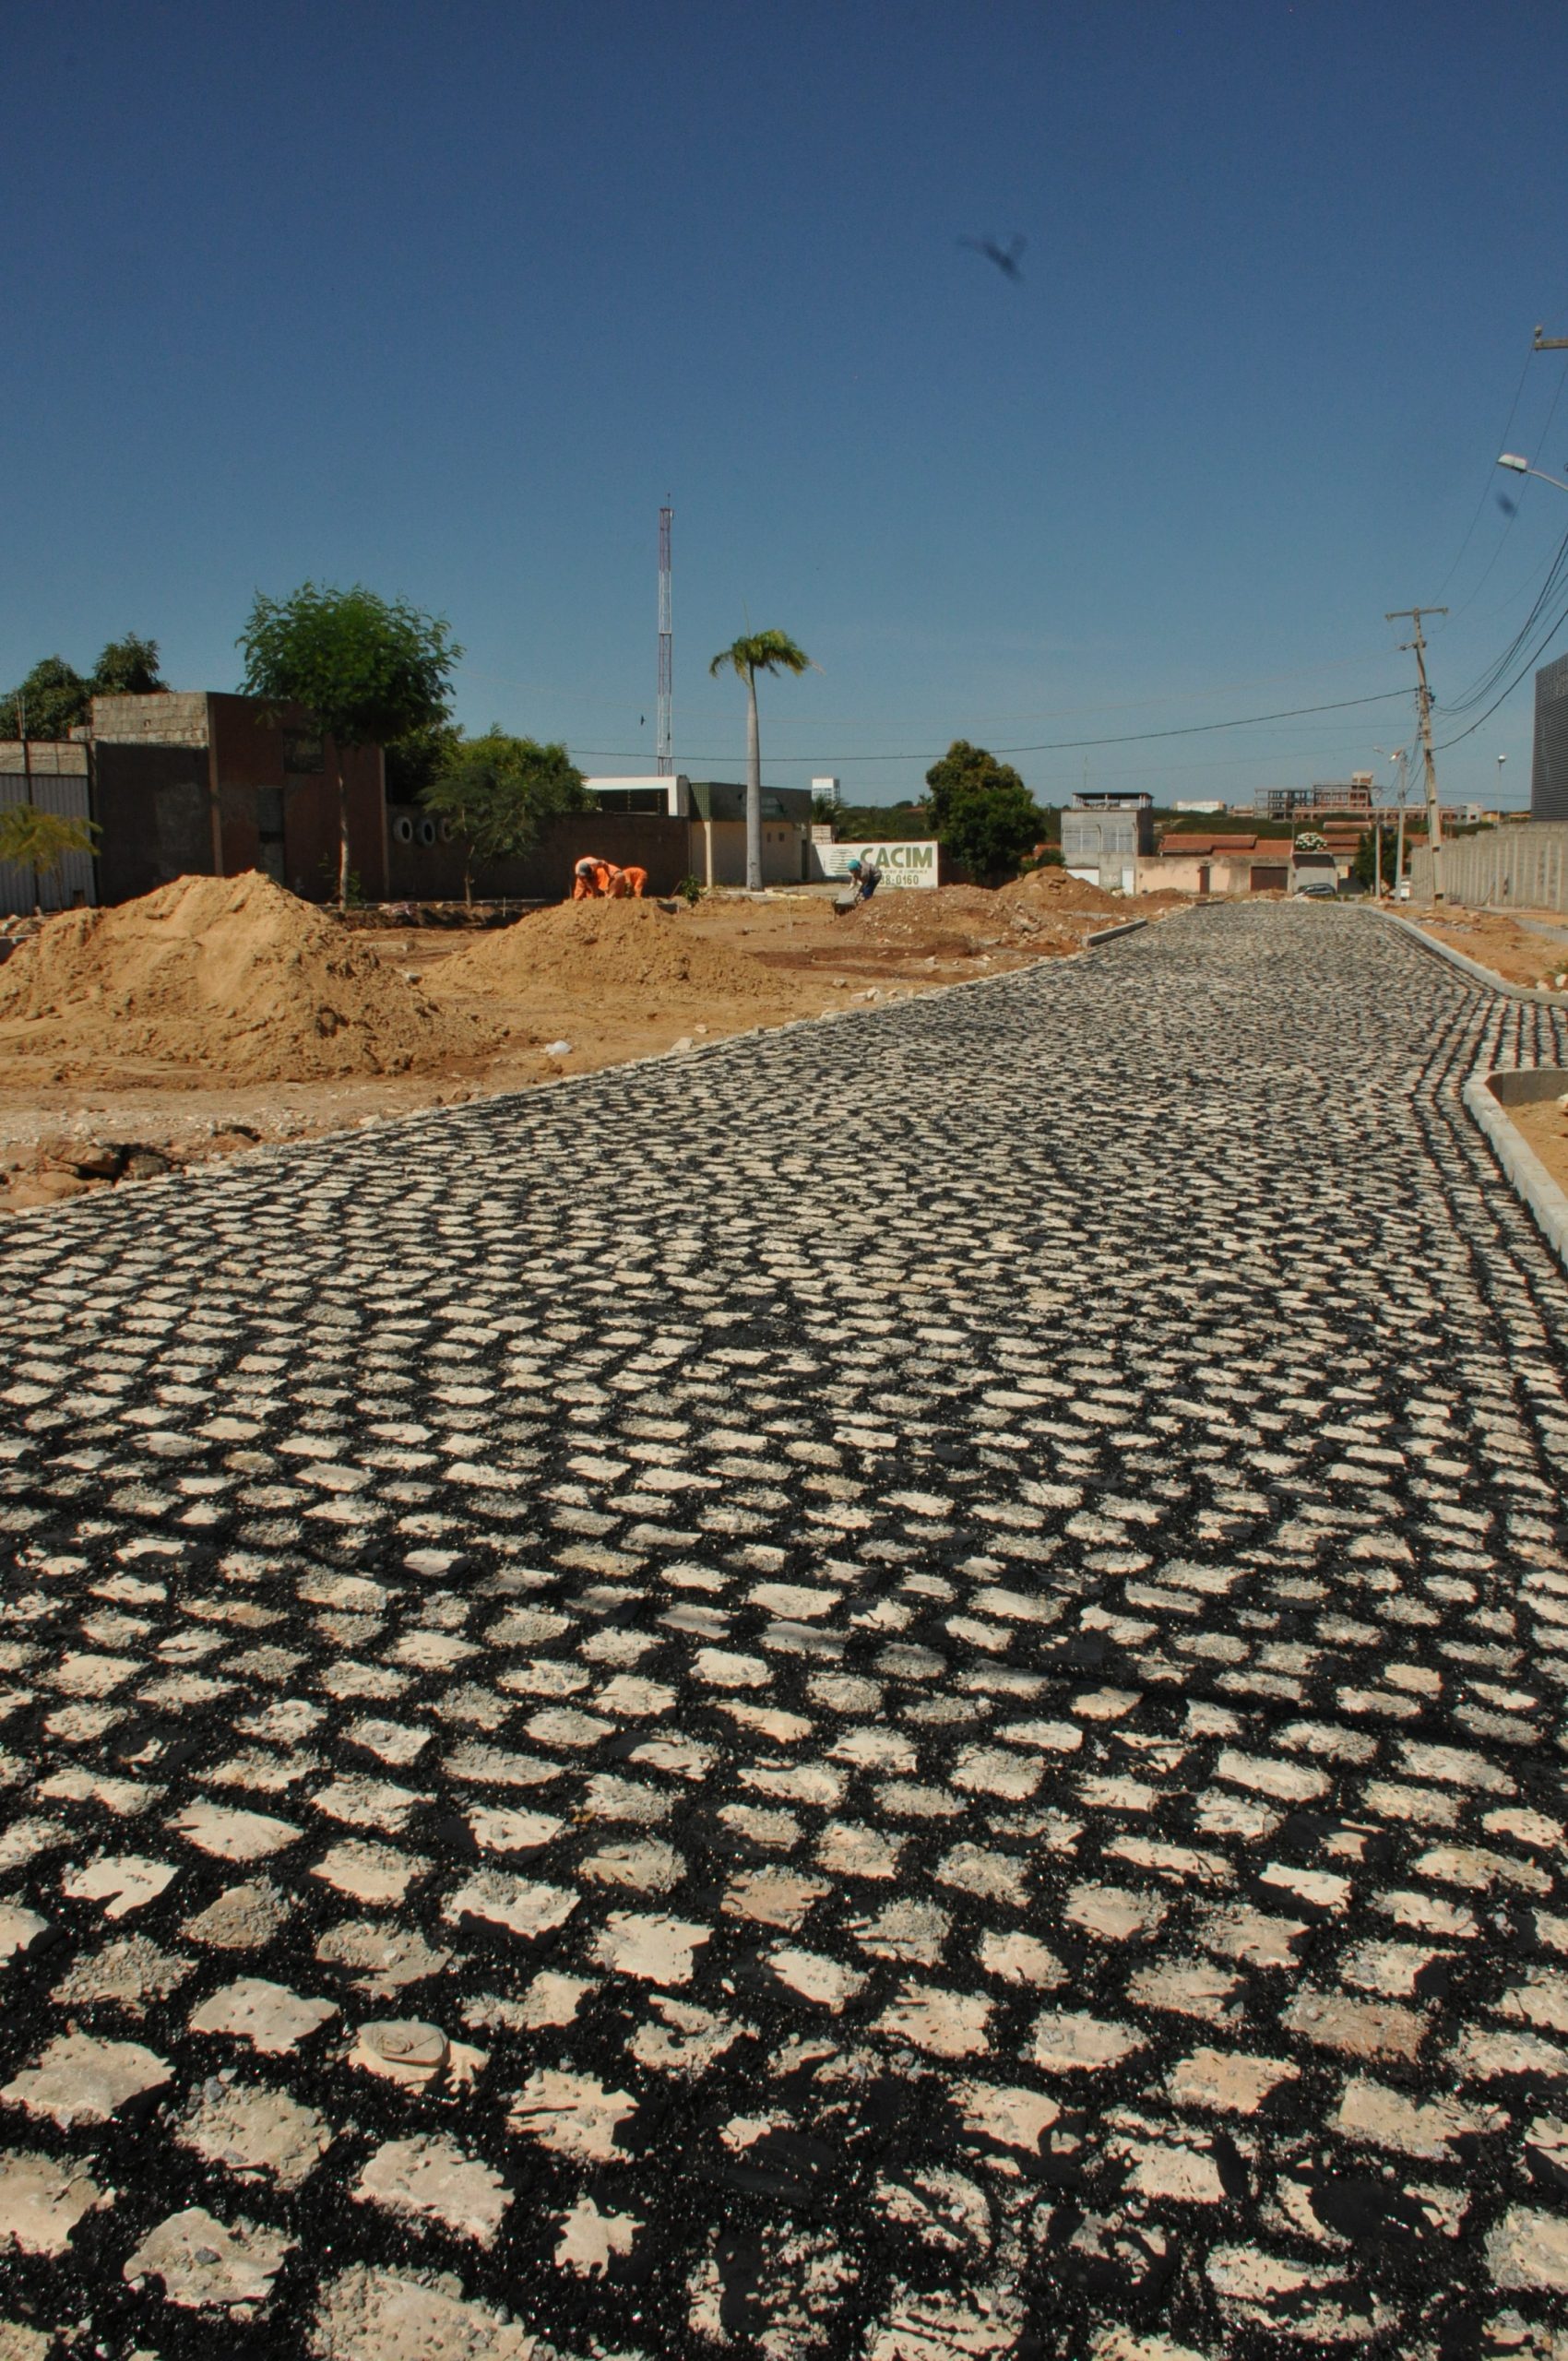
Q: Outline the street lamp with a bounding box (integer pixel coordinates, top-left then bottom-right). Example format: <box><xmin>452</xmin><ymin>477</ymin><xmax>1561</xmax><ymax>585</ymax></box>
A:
<box><xmin>1498</xmin><ymin>452</ymin><xmax>1568</xmax><ymax>495</ymax></box>
<box><xmin>1497</xmin><ymin>753</ymin><xmax>1507</xmax><ymax>809</ymax></box>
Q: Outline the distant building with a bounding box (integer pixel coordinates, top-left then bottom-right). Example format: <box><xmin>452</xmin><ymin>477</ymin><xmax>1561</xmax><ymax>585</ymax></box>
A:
<box><xmin>1254</xmin><ymin>775</ymin><xmax>1374</xmax><ymax>820</ymax></box>
<box><xmin>583</xmin><ymin>776</ymin><xmax>812</xmax><ymax>887</ymax></box>
<box><xmin>1061</xmin><ymin>791</ymin><xmax>1154</xmax><ymax>893</ymax></box>
<box><xmin>1532</xmin><ymin>652</ymin><xmax>1568</xmax><ymax>820</ymax></box>
<box><xmin>1140</xmin><ymin>831</ymin><xmax>1289</xmax><ymax>896</ymax></box>
<box><xmin>0</xmin><ymin>691</ymin><xmax>387</xmax><ymax>917</ymax></box>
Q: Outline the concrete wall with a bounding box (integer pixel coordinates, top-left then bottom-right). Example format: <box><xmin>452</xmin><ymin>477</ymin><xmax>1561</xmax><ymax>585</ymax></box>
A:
<box><xmin>691</xmin><ymin>819</ymin><xmax>810</xmax><ymax>888</ymax></box>
<box><xmin>93</xmin><ymin>743</ymin><xmax>219</xmax><ymax>908</ymax></box>
<box><xmin>385</xmin><ymin>811</ymin><xmax>690</xmax><ymax>902</ymax></box>
<box><xmin>206</xmin><ymin>696</ymin><xmax>387</xmax><ymax>902</ymax></box>
<box><xmin>1409</xmin><ymin>822</ymin><xmax>1568</xmax><ymax>912</ymax></box>
<box><xmin>91</xmin><ymin>691</ymin><xmax>209</xmax><ymax>748</ymax></box>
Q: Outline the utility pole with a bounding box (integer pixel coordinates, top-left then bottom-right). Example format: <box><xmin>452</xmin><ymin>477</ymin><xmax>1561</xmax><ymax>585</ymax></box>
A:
<box><xmin>656</xmin><ymin>505</ymin><xmax>673</xmax><ymax>778</ymax></box>
<box><xmin>1393</xmin><ymin>752</ymin><xmax>1408</xmax><ymax>901</ymax></box>
<box><xmin>1385</xmin><ymin>607</ymin><xmax>1448</xmax><ymax>901</ymax></box>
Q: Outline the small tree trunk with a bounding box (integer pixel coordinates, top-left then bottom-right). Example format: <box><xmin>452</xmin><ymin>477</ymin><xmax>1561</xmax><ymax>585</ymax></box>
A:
<box><xmin>745</xmin><ymin>669</ymin><xmax>762</xmax><ymax>893</ymax></box>
<box><xmin>337</xmin><ymin>758</ymin><xmax>350</xmax><ymax>910</ymax></box>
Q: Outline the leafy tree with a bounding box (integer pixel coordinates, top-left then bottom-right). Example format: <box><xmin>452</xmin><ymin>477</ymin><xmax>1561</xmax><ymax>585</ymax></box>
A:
<box><xmin>422</xmin><ymin>730</ymin><xmax>585</xmax><ymax>904</ymax></box>
<box><xmin>5</xmin><ymin>635</ymin><xmax>167</xmax><ymax>742</ymax></box>
<box><xmin>1352</xmin><ymin>825</ymin><xmax>1399</xmax><ymax>894</ymax></box>
<box><xmin>386</xmin><ymin>717</ymin><xmax>465</xmax><ymax>803</ymax></box>
<box><xmin>6</xmin><ymin>657</ymin><xmax>90</xmax><ymax>742</ymax></box>
<box><xmin>91</xmin><ymin>634</ymin><xmax>165</xmax><ymax>695</ymax></box>
<box><xmin>923</xmin><ymin>740</ymin><xmax>1040</xmax><ymax>880</ymax></box>
<box><xmin>0</xmin><ymin>803</ymin><xmax>100</xmax><ymax>912</ymax></box>
<box><xmin>707</xmin><ymin>629</ymin><xmax>814</xmax><ymax>891</ymax></box>
<box><xmin>237</xmin><ymin>581</ymin><xmax>460</xmax><ymax>908</ymax></box>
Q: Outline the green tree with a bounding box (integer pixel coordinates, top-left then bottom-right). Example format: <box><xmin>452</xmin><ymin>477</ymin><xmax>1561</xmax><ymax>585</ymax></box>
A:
<box><xmin>6</xmin><ymin>657</ymin><xmax>90</xmax><ymax>742</ymax></box>
<box><xmin>923</xmin><ymin>740</ymin><xmax>1040</xmax><ymax>880</ymax></box>
<box><xmin>422</xmin><ymin>730</ymin><xmax>586</xmax><ymax>905</ymax></box>
<box><xmin>386</xmin><ymin>717</ymin><xmax>465</xmax><ymax>804</ymax></box>
<box><xmin>91</xmin><ymin>634</ymin><xmax>166</xmax><ymax>695</ymax></box>
<box><xmin>237</xmin><ymin>581</ymin><xmax>460</xmax><ymax>908</ymax></box>
<box><xmin>0</xmin><ymin>803</ymin><xmax>100</xmax><ymax>912</ymax></box>
<box><xmin>1352</xmin><ymin>825</ymin><xmax>1398</xmax><ymax>894</ymax></box>
<box><xmin>6</xmin><ymin>635</ymin><xmax>168</xmax><ymax>742</ymax></box>
<box><xmin>707</xmin><ymin>629</ymin><xmax>814</xmax><ymax>891</ymax></box>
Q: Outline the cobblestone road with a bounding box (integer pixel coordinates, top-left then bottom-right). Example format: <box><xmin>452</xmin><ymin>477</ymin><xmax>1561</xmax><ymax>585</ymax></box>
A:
<box><xmin>2</xmin><ymin>905</ymin><xmax>1568</xmax><ymax>2361</ymax></box>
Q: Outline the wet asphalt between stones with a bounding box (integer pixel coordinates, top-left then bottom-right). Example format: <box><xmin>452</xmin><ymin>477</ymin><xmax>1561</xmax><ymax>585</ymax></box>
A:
<box><xmin>0</xmin><ymin>902</ymin><xmax>1566</xmax><ymax>2360</ymax></box>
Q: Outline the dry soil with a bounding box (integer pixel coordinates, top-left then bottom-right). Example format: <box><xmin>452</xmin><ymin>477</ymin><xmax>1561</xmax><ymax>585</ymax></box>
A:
<box><xmin>0</xmin><ymin>869</ymin><xmax>1172</xmax><ymax>1213</ymax></box>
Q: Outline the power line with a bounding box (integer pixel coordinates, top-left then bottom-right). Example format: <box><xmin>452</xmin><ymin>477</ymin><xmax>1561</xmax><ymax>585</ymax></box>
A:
<box><xmin>569</xmin><ymin>687</ymin><xmax>1409</xmax><ymax>767</ymax></box>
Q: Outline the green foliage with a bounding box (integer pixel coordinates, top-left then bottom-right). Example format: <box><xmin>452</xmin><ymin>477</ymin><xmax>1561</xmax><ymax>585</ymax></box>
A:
<box><xmin>0</xmin><ymin>802</ymin><xmax>100</xmax><ymax>877</ymax></box>
<box><xmin>923</xmin><ymin>740</ymin><xmax>1040</xmax><ymax>879</ymax></box>
<box><xmin>6</xmin><ymin>657</ymin><xmax>90</xmax><ymax>741</ymax></box>
<box><xmin>5</xmin><ymin>636</ymin><xmax>167</xmax><ymax>741</ymax></box>
<box><xmin>386</xmin><ymin>717</ymin><xmax>464</xmax><ymax>802</ymax></box>
<box><xmin>831</xmin><ymin>800</ymin><xmax>931</xmax><ymax>842</ymax></box>
<box><xmin>707</xmin><ymin>629</ymin><xmax>813</xmax><ymax>685</ymax></box>
<box><xmin>674</xmin><ymin>873</ymin><xmax>705</xmax><ymax>905</ymax></box>
<box><xmin>91</xmin><ymin>634</ymin><xmax>165</xmax><ymax>695</ymax></box>
<box><xmin>1352</xmin><ymin>826</ymin><xmax>1399</xmax><ymax>891</ymax></box>
<box><xmin>422</xmin><ymin>731</ymin><xmax>586</xmax><ymax>899</ymax></box>
<box><xmin>237</xmin><ymin>582</ymin><xmax>460</xmax><ymax>753</ymax></box>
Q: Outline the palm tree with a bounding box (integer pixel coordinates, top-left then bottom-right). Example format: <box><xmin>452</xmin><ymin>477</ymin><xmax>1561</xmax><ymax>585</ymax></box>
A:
<box><xmin>707</xmin><ymin>630</ymin><xmax>813</xmax><ymax>891</ymax></box>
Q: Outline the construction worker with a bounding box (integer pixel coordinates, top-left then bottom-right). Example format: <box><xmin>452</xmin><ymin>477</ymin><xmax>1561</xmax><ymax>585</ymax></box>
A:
<box><xmin>571</xmin><ymin>857</ymin><xmax>623</xmax><ymax>900</ymax></box>
<box><xmin>609</xmin><ymin>865</ymin><xmax>648</xmax><ymax>898</ymax></box>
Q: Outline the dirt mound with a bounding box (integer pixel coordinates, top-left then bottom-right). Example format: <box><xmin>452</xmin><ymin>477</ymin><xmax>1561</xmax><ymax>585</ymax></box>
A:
<box><xmin>0</xmin><ymin>872</ymin><xmax>493</xmax><ymax>1084</ymax></box>
<box><xmin>996</xmin><ymin>865</ymin><xmax>1127</xmax><ymax>915</ymax></box>
<box><xmin>435</xmin><ymin>897</ymin><xmax>789</xmax><ymax>1004</ymax></box>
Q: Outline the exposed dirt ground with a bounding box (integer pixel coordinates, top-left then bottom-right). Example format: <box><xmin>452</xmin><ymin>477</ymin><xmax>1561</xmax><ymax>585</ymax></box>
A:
<box><xmin>0</xmin><ymin>871</ymin><xmax>1178</xmax><ymax>1212</ymax></box>
<box><xmin>1406</xmin><ymin>904</ymin><xmax>1568</xmax><ymax>991</ymax></box>
<box><xmin>1501</xmin><ymin>1090</ymin><xmax>1568</xmax><ymax>1197</ymax></box>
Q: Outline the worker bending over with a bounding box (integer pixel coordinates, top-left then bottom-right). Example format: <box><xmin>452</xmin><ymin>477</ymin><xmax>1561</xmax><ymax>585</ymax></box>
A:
<box><xmin>571</xmin><ymin>857</ymin><xmax>623</xmax><ymax>900</ymax></box>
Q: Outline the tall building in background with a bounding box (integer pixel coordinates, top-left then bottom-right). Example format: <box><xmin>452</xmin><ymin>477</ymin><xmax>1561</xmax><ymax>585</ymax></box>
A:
<box><xmin>1531</xmin><ymin>651</ymin><xmax>1568</xmax><ymax>819</ymax></box>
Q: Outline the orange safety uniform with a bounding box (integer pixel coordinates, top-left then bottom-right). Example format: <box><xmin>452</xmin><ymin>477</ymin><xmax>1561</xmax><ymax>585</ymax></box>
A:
<box><xmin>607</xmin><ymin>865</ymin><xmax>647</xmax><ymax>898</ymax></box>
<box><xmin>571</xmin><ymin>858</ymin><xmax>619</xmax><ymax>900</ymax></box>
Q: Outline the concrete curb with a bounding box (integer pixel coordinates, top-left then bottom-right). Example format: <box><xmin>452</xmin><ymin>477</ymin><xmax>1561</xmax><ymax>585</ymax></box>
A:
<box><xmin>1462</xmin><ymin>1070</ymin><xmax>1568</xmax><ymax>1269</ymax></box>
<box><xmin>1376</xmin><ymin>908</ymin><xmax>1565</xmax><ymax>1003</ymax></box>
<box><xmin>1086</xmin><ymin>918</ymin><xmax>1149</xmax><ymax>948</ymax></box>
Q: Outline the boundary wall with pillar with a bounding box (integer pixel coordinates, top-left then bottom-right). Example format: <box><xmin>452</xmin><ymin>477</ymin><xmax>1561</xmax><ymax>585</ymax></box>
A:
<box><xmin>1409</xmin><ymin>822</ymin><xmax>1568</xmax><ymax>912</ymax></box>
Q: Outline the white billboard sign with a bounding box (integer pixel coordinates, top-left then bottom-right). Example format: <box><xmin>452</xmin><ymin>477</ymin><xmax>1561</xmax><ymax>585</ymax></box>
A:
<box><xmin>813</xmin><ymin>839</ymin><xmax>939</xmax><ymax>891</ymax></box>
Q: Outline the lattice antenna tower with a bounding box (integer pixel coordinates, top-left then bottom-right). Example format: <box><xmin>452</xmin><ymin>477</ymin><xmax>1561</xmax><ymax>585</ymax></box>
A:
<box><xmin>657</xmin><ymin>504</ymin><xmax>673</xmax><ymax>776</ymax></box>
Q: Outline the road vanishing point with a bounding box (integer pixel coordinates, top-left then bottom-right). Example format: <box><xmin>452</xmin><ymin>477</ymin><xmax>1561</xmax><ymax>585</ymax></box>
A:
<box><xmin>1</xmin><ymin>903</ymin><xmax>1566</xmax><ymax>2359</ymax></box>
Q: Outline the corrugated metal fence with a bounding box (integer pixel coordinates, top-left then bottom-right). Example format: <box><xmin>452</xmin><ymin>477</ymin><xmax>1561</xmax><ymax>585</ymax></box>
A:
<box><xmin>0</xmin><ymin>746</ymin><xmax>96</xmax><ymax>916</ymax></box>
<box><xmin>1408</xmin><ymin>822</ymin><xmax>1568</xmax><ymax>915</ymax></box>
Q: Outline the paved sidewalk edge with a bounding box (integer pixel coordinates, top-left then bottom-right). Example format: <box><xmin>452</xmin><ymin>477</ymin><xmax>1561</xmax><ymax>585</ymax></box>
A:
<box><xmin>1086</xmin><ymin>918</ymin><xmax>1148</xmax><ymax>946</ymax></box>
<box><xmin>1462</xmin><ymin>1070</ymin><xmax>1568</xmax><ymax>1269</ymax></box>
<box><xmin>1378</xmin><ymin>907</ymin><xmax>1563</xmax><ymax>1003</ymax></box>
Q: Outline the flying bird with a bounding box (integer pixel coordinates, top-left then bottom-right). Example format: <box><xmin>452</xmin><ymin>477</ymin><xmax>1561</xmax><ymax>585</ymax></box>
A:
<box><xmin>960</xmin><ymin>233</ymin><xmax>1026</xmax><ymax>281</ymax></box>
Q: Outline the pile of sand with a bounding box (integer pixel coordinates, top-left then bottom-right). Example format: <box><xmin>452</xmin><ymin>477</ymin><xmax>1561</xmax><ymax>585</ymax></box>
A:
<box><xmin>0</xmin><ymin>872</ymin><xmax>495</xmax><ymax>1084</ymax></box>
<box><xmin>434</xmin><ymin>898</ymin><xmax>789</xmax><ymax>1004</ymax></box>
<box><xmin>995</xmin><ymin>866</ymin><xmax>1126</xmax><ymax>916</ymax></box>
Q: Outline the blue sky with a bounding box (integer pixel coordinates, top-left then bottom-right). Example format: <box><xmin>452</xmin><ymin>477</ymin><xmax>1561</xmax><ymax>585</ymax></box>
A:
<box><xmin>6</xmin><ymin>0</ymin><xmax>1568</xmax><ymax>809</ymax></box>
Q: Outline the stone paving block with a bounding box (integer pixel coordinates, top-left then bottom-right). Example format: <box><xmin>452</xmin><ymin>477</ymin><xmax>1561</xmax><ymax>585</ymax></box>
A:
<box><xmin>3</xmin><ymin>907</ymin><xmax>1568</xmax><ymax>2353</ymax></box>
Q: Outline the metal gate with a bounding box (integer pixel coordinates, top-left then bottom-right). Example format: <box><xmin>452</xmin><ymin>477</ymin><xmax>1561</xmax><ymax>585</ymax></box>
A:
<box><xmin>0</xmin><ymin>750</ymin><xmax>97</xmax><ymax>915</ymax></box>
